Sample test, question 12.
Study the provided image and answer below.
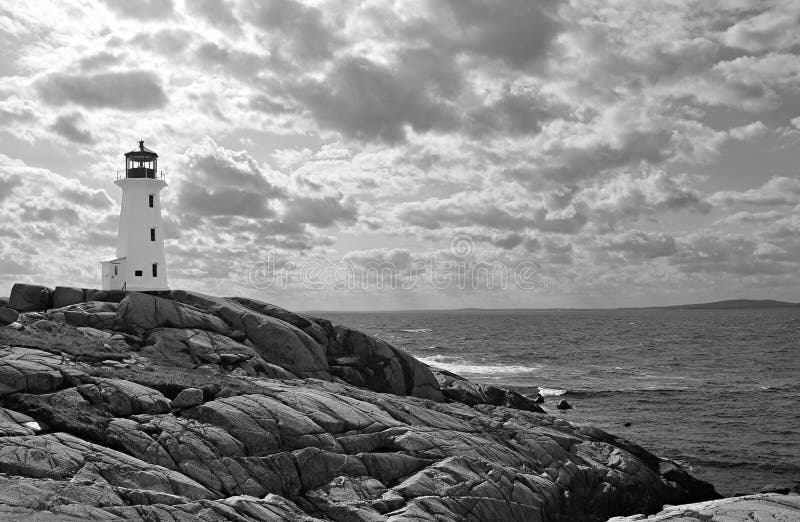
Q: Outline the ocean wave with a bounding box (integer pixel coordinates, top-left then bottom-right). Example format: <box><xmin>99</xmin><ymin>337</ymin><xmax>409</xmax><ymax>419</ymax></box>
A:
<box><xmin>399</xmin><ymin>328</ymin><xmax>432</xmax><ymax>333</ymax></box>
<box><xmin>538</xmin><ymin>387</ymin><xmax>568</xmax><ymax>397</ymax></box>
<box><xmin>419</xmin><ymin>355</ymin><xmax>539</xmax><ymax>375</ymax></box>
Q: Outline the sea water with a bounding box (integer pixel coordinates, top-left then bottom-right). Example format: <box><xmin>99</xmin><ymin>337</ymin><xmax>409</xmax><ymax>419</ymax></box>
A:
<box><xmin>320</xmin><ymin>308</ymin><xmax>800</xmax><ymax>496</ymax></box>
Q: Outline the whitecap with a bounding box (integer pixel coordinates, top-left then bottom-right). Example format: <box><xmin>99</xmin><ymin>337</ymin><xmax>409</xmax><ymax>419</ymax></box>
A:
<box><xmin>400</xmin><ymin>328</ymin><xmax>432</xmax><ymax>333</ymax></box>
<box><xmin>538</xmin><ymin>387</ymin><xmax>567</xmax><ymax>397</ymax></box>
<box><xmin>419</xmin><ymin>355</ymin><xmax>539</xmax><ymax>375</ymax></box>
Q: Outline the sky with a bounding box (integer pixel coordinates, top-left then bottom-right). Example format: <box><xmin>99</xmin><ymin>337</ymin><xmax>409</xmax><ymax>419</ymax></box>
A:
<box><xmin>1</xmin><ymin>0</ymin><xmax>799</xmax><ymax>310</ymax></box>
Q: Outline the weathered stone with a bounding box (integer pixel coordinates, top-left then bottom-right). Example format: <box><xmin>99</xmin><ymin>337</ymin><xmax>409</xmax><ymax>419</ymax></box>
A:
<box><xmin>557</xmin><ymin>399</ymin><xmax>572</xmax><ymax>410</ymax></box>
<box><xmin>8</xmin><ymin>283</ymin><xmax>52</xmax><ymax>312</ymax></box>
<box><xmin>83</xmin><ymin>289</ymin><xmax>126</xmax><ymax>303</ymax></box>
<box><xmin>52</xmin><ymin>286</ymin><xmax>86</xmax><ymax>308</ymax></box>
<box><xmin>76</xmin><ymin>378</ymin><xmax>170</xmax><ymax>416</ymax></box>
<box><xmin>0</xmin><ymin>407</ymin><xmax>41</xmax><ymax>436</ymax></box>
<box><xmin>114</xmin><ymin>292</ymin><xmax>232</xmax><ymax>336</ymax></box>
<box><xmin>171</xmin><ymin>387</ymin><xmax>204</xmax><ymax>409</ymax></box>
<box><xmin>334</xmin><ymin>326</ymin><xmax>443</xmax><ymax>401</ymax></box>
<box><xmin>0</xmin><ymin>347</ymin><xmax>66</xmax><ymax>396</ymax></box>
<box><xmin>0</xmin><ymin>306</ymin><xmax>19</xmax><ymax>325</ymax></box>
<box><xmin>0</xmin><ymin>286</ymin><xmax>732</xmax><ymax>522</ymax></box>
<box><xmin>607</xmin><ymin>493</ymin><xmax>800</xmax><ymax>521</ymax></box>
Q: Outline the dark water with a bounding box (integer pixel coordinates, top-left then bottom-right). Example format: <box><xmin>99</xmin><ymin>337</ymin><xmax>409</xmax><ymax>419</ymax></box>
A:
<box><xmin>319</xmin><ymin>308</ymin><xmax>800</xmax><ymax>496</ymax></box>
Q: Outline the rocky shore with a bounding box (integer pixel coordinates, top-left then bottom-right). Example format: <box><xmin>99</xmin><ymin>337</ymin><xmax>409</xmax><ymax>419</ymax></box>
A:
<box><xmin>0</xmin><ymin>283</ymin><xmax>796</xmax><ymax>521</ymax></box>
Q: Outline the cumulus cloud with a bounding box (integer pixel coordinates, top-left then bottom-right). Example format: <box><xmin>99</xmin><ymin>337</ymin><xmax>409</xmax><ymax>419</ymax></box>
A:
<box><xmin>60</xmin><ymin>186</ymin><xmax>113</xmax><ymax>209</ymax></box>
<box><xmin>722</xmin><ymin>3</ymin><xmax>800</xmax><ymax>53</ymax></box>
<box><xmin>576</xmin><ymin>170</ymin><xmax>711</xmax><ymax>227</ymax></box>
<box><xmin>49</xmin><ymin>113</ymin><xmax>94</xmax><ymax>144</ymax></box>
<box><xmin>186</xmin><ymin>0</ymin><xmax>241</xmax><ymax>33</ymax></box>
<box><xmin>671</xmin><ymin>232</ymin><xmax>793</xmax><ymax>276</ymax></box>
<box><xmin>177</xmin><ymin>138</ymin><xmax>285</xmax><ymax>218</ymax></box>
<box><xmin>283</xmin><ymin>195</ymin><xmax>357</xmax><ymax>228</ymax></box>
<box><xmin>710</xmin><ymin>177</ymin><xmax>800</xmax><ymax>207</ymax></box>
<box><xmin>102</xmin><ymin>0</ymin><xmax>174</xmax><ymax>20</ymax></box>
<box><xmin>602</xmin><ymin>230</ymin><xmax>677</xmax><ymax>259</ymax></box>
<box><xmin>245</xmin><ymin>0</ymin><xmax>341</xmax><ymax>62</ymax></box>
<box><xmin>37</xmin><ymin>71</ymin><xmax>168</xmax><ymax>110</ymax></box>
<box><xmin>292</xmin><ymin>57</ymin><xmax>460</xmax><ymax>143</ymax></box>
<box><xmin>0</xmin><ymin>173</ymin><xmax>22</xmax><ymax>203</ymax></box>
<box><xmin>433</xmin><ymin>0</ymin><xmax>560</xmax><ymax>68</ymax></box>
<box><xmin>728</xmin><ymin>121</ymin><xmax>768</xmax><ymax>141</ymax></box>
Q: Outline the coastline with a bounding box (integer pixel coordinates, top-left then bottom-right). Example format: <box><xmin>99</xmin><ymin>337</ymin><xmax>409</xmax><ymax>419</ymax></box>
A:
<box><xmin>0</xmin><ymin>283</ymin><xmax>797</xmax><ymax>520</ymax></box>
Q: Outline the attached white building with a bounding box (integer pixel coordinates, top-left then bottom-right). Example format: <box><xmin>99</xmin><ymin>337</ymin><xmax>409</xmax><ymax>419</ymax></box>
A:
<box><xmin>101</xmin><ymin>141</ymin><xmax>169</xmax><ymax>291</ymax></box>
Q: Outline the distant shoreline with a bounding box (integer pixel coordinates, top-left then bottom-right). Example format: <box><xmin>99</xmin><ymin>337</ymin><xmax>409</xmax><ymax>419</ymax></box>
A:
<box><xmin>305</xmin><ymin>298</ymin><xmax>800</xmax><ymax>314</ymax></box>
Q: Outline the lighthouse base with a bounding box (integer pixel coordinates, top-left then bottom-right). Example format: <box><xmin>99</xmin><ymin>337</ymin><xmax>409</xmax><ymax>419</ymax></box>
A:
<box><xmin>100</xmin><ymin>257</ymin><xmax>169</xmax><ymax>292</ymax></box>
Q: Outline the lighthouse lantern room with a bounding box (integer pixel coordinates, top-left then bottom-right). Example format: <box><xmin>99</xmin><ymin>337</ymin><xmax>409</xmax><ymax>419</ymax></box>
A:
<box><xmin>100</xmin><ymin>140</ymin><xmax>169</xmax><ymax>291</ymax></box>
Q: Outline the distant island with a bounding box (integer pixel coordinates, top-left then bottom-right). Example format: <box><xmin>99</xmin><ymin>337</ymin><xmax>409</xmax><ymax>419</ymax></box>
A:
<box><xmin>653</xmin><ymin>299</ymin><xmax>800</xmax><ymax>310</ymax></box>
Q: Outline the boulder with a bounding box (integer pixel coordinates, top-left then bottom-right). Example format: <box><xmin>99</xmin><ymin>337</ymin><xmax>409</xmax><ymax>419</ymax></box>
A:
<box><xmin>557</xmin><ymin>399</ymin><xmax>572</xmax><ymax>410</ymax></box>
<box><xmin>76</xmin><ymin>378</ymin><xmax>171</xmax><ymax>416</ymax></box>
<box><xmin>333</xmin><ymin>326</ymin><xmax>443</xmax><ymax>401</ymax></box>
<box><xmin>115</xmin><ymin>292</ymin><xmax>232</xmax><ymax>336</ymax></box>
<box><xmin>171</xmin><ymin>387</ymin><xmax>204</xmax><ymax>409</ymax></box>
<box><xmin>83</xmin><ymin>289</ymin><xmax>126</xmax><ymax>303</ymax></box>
<box><xmin>168</xmin><ymin>291</ymin><xmax>330</xmax><ymax>379</ymax></box>
<box><xmin>0</xmin><ymin>307</ymin><xmax>19</xmax><ymax>325</ymax></box>
<box><xmin>51</xmin><ymin>286</ymin><xmax>85</xmax><ymax>309</ymax></box>
<box><xmin>8</xmin><ymin>283</ymin><xmax>52</xmax><ymax>312</ymax></box>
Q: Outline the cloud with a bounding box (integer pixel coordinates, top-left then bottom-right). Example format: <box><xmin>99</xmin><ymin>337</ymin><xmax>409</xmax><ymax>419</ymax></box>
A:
<box><xmin>511</xmin><ymin>128</ymin><xmax>675</xmax><ymax>185</ymax></box>
<box><xmin>577</xmin><ymin>170</ymin><xmax>711</xmax><ymax>227</ymax></box>
<box><xmin>602</xmin><ymin>230</ymin><xmax>677</xmax><ymax>259</ymax></box>
<box><xmin>722</xmin><ymin>3</ymin><xmax>800</xmax><ymax>53</ymax></box>
<box><xmin>102</xmin><ymin>0</ymin><xmax>174</xmax><ymax>20</ymax></box>
<box><xmin>671</xmin><ymin>232</ymin><xmax>794</xmax><ymax>276</ymax></box>
<box><xmin>37</xmin><ymin>71</ymin><xmax>168</xmax><ymax>111</ymax></box>
<box><xmin>245</xmin><ymin>0</ymin><xmax>341</xmax><ymax>62</ymax></box>
<box><xmin>60</xmin><ymin>186</ymin><xmax>113</xmax><ymax>209</ymax></box>
<box><xmin>283</xmin><ymin>195</ymin><xmax>357</xmax><ymax>228</ymax></box>
<box><xmin>176</xmin><ymin>138</ymin><xmax>285</xmax><ymax>217</ymax></box>
<box><xmin>0</xmin><ymin>96</ymin><xmax>35</xmax><ymax>123</ymax></box>
<box><xmin>49</xmin><ymin>113</ymin><xmax>94</xmax><ymax>144</ymax></box>
<box><xmin>0</xmin><ymin>173</ymin><xmax>22</xmax><ymax>203</ymax></box>
<box><xmin>20</xmin><ymin>204</ymin><xmax>80</xmax><ymax>226</ymax></box>
<box><xmin>434</xmin><ymin>0</ymin><xmax>560</xmax><ymax>68</ymax></box>
<box><xmin>728</xmin><ymin>121</ymin><xmax>768</xmax><ymax>141</ymax></box>
<box><xmin>291</xmin><ymin>56</ymin><xmax>460</xmax><ymax>143</ymax></box>
<box><xmin>710</xmin><ymin>177</ymin><xmax>800</xmax><ymax>207</ymax></box>
<box><xmin>186</xmin><ymin>0</ymin><xmax>241</xmax><ymax>33</ymax></box>
<box><xmin>466</xmin><ymin>86</ymin><xmax>564</xmax><ymax>137</ymax></box>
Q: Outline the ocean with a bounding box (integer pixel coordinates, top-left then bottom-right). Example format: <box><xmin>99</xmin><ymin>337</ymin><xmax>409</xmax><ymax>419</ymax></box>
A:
<box><xmin>320</xmin><ymin>307</ymin><xmax>800</xmax><ymax>496</ymax></box>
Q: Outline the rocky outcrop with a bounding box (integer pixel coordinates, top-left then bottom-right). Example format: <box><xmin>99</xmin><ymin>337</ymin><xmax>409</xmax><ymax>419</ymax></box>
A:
<box><xmin>331</xmin><ymin>326</ymin><xmax>444</xmax><ymax>401</ymax></box>
<box><xmin>52</xmin><ymin>286</ymin><xmax>86</xmax><ymax>308</ymax></box>
<box><xmin>435</xmin><ymin>369</ymin><xmax>545</xmax><ymax>412</ymax></box>
<box><xmin>0</xmin><ymin>306</ymin><xmax>18</xmax><ymax>325</ymax></box>
<box><xmin>608</xmin><ymin>493</ymin><xmax>800</xmax><ymax>521</ymax></box>
<box><xmin>0</xmin><ymin>285</ymin><xmax>730</xmax><ymax>521</ymax></box>
<box><xmin>8</xmin><ymin>283</ymin><xmax>52</xmax><ymax>312</ymax></box>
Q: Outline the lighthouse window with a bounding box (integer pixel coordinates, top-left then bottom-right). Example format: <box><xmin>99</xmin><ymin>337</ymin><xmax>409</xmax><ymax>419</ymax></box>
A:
<box><xmin>134</xmin><ymin>270</ymin><xmax>143</xmax><ymax>277</ymax></box>
<box><xmin>152</xmin><ymin>264</ymin><xmax>158</xmax><ymax>277</ymax></box>
<box><xmin>114</xmin><ymin>265</ymin><xmax>118</xmax><ymax>276</ymax></box>
<box><xmin>150</xmin><ymin>228</ymin><xmax>156</xmax><ymax>241</ymax></box>
<box><xmin>148</xmin><ymin>194</ymin><xmax>154</xmax><ymax>208</ymax></box>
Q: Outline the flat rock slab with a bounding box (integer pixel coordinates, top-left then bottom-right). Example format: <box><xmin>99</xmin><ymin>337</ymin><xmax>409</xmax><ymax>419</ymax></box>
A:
<box><xmin>608</xmin><ymin>493</ymin><xmax>800</xmax><ymax>521</ymax></box>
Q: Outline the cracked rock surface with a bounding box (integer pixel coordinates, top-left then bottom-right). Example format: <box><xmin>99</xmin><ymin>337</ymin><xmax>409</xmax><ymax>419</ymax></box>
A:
<box><xmin>0</xmin><ymin>287</ymin><xmax>733</xmax><ymax>521</ymax></box>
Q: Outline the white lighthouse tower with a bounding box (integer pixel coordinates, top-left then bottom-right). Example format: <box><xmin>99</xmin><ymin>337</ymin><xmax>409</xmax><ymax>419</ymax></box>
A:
<box><xmin>100</xmin><ymin>140</ymin><xmax>169</xmax><ymax>291</ymax></box>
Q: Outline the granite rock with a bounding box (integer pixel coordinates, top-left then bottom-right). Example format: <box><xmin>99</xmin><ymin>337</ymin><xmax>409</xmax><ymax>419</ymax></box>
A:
<box><xmin>607</xmin><ymin>493</ymin><xmax>800</xmax><ymax>521</ymax></box>
<box><xmin>0</xmin><ymin>285</ymin><xmax>733</xmax><ymax>521</ymax></box>
<box><xmin>8</xmin><ymin>283</ymin><xmax>52</xmax><ymax>312</ymax></box>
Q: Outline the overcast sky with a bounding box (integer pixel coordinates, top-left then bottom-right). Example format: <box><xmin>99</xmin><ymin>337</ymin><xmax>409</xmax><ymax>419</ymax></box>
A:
<box><xmin>1</xmin><ymin>0</ymin><xmax>799</xmax><ymax>310</ymax></box>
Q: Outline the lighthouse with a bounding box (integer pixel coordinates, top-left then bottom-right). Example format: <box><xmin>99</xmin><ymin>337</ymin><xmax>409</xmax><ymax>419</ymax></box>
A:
<box><xmin>100</xmin><ymin>140</ymin><xmax>169</xmax><ymax>291</ymax></box>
